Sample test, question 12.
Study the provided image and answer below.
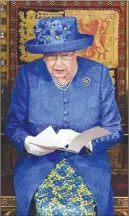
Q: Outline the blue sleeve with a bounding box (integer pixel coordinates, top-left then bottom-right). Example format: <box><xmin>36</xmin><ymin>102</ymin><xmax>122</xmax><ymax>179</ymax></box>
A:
<box><xmin>4</xmin><ymin>65</ymin><xmax>30</xmax><ymax>153</ymax></box>
<box><xmin>91</xmin><ymin>64</ymin><xmax>123</xmax><ymax>153</ymax></box>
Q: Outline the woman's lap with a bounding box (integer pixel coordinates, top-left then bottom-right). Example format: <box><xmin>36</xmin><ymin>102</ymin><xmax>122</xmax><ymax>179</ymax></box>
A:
<box><xmin>34</xmin><ymin>158</ymin><xmax>97</xmax><ymax>216</ymax></box>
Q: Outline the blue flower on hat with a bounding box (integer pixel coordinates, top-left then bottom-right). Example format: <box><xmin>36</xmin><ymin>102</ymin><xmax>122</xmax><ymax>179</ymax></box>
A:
<box><xmin>34</xmin><ymin>18</ymin><xmax>72</xmax><ymax>45</ymax></box>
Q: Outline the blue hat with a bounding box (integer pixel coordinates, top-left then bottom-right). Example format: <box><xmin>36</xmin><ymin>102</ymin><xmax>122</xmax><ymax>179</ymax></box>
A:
<box><xmin>25</xmin><ymin>17</ymin><xmax>94</xmax><ymax>54</ymax></box>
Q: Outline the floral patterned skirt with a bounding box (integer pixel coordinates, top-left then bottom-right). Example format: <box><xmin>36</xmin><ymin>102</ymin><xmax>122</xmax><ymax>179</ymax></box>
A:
<box><xmin>34</xmin><ymin>158</ymin><xmax>97</xmax><ymax>216</ymax></box>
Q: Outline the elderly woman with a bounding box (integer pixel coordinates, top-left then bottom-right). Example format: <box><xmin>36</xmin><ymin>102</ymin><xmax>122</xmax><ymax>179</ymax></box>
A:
<box><xmin>4</xmin><ymin>17</ymin><xmax>123</xmax><ymax>216</ymax></box>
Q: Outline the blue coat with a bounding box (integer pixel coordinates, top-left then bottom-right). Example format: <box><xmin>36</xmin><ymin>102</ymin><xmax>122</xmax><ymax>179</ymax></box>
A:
<box><xmin>4</xmin><ymin>56</ymin><xmax>123</xmax><ymax>216</ymax></box>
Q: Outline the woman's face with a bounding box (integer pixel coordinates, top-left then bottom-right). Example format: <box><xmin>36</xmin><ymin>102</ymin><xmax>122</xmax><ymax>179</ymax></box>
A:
<box><xmin>44</xmin><ymin>51</ymin><xmax>78</xmax><ymax>79</ymax></box>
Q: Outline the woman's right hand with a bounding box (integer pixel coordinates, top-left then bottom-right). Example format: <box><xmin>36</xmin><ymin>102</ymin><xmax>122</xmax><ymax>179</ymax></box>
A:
<box><xmin>24</xmin><ymin>136</ymin><xmax>55</xmax><ymax>156</ymax></box>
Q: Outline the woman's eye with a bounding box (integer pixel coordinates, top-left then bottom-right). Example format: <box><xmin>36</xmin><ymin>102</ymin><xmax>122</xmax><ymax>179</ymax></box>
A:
<box><xmin>62</xmin><ymin>54</ymin><xmax>69</xmax><ymax>57</ymax></box>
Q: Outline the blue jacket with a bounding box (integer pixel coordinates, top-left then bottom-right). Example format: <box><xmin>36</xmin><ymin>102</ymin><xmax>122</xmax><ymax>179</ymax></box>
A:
<box><xmin>4</xmin><ymin>57</ymin><xmax>123</xmax><ymax>216</ymax></box>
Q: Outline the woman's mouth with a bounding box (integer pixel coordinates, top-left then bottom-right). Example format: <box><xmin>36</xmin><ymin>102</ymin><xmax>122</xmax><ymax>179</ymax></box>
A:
<box><xmin>54</xmin><ymin>69</ymin><xmax>65</xmax><ymax>73</ymax></box>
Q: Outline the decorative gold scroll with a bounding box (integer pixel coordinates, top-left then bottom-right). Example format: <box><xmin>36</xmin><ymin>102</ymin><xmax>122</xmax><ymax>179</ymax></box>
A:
<box><xmin>19</xmin><ymin>10</ymin><xmax>64</xmax><ymax>62</ymax></box>
<box><xmin>65</xmin><ymin>10</ymin><xmax>119</xmax><ymax>68</ymax></box>
<box><xmin>36</xmin><ymin>11</ymin><xmax>64</xmax><ymax>19</ymax></box>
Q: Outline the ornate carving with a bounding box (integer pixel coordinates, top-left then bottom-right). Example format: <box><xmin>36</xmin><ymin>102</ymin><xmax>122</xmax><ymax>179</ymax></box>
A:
<box><xmin>10</xmin><ymin>77</ymin><xmax>15</xmax><ymax>82</ymax></box>
<box><xmin>97</xmin><ymin>1</ymin><xmax>103</xmax><ymax>6</ymax></box>
<box><xmin>120</xmin><ymin>1</ymin><xmax>125</xmax><ymax>7</ymax></box>
<box><xmin>10</xmin><ymin>53</ymin><xmax>16</xmax><ymax>58</ymax></box>
<box><xmin>119</xmin><ymin>104</ymin><xmax>125</xmax><ymax>109</ymax></box>
<box><xmin>11</xmin><ymin>17</ymin><xmax>16</xmax><ymax>22</ymax></box>
<box><xmin>0</xmin><ymin>4</ymin><xmax>6</xmax><ymax>12</ymax></box>
<box><xmin>1</xmin><ymin>197</ymin><xmax>17</xmax><ymax>207</ymax></box>
<box><xmin>120</xmin><ymin>42</ymin><xmax>125</xmax><ymax>48</ymax></box>
<box><xmin>118</xmin><ymin>67</ymin><xmax>124</xmax><ymax>72</ymax></box>
<box><xmin>119</xmin><ymin>55</ymin><xmax>125</xmax><ymax>60</ymax></box>
<box><xmin>120</xmin><ymin>17</ymin><xmax>125</xmax><ymax>23</ymax></box>
<box><xmin>1</xmin><ymin>210</ymin><xmax>16</xmax><ymax>216</ymax></box>
<box><xmin>119</xmin><ymin>91</ymin><xmax>125</xmax><ymax>96</ymax></box>
<box><xmin>114</xmin><ymin>197</ymin><xmax>128</xmax><ymax>208</ymax></box>
<box><xmin>1</xmin><ymin>58</ymin><xmax>6</xmax><ymax>66</ymax></box>
<box><xmin>11</xmin><ymin>1</ymin><xmax>17</xmax><ymax>6</ymax></box>
<box><xmin>10</xmin><ymin>41</ymin><xmax>15</xmax><ymax>46</ymax></box>
<box><xmin>61</xmin><ymin>1</ymin><xmax>67</xmax><ymax>6</ymax></box>
<box><xmin>120</xmin><ymin>30</ymin><xmax>125</xmax><ymax>35</ymax></box>
<box><xmin>108</xmin><ymin>1</ymin><xmax>113</xmax><ymax>6</ymax></box>
<box><xmin>73</xmin><ymin>1</ymin><xmax>79</xmax><ymax>6</ymax></box>
<box><xmin>49</xmin><ymin>1</ymin><xmax>55</xmax><ymax>6</ymax></box>
<box><xmin>36</xmin><ymin>11</ymin><xmax>64</xmax><ymax>19</ymax></box>
<box><xmin>10</xmin><ymin>65</ymin><xmax>15</xmax><ymax>70</ymax></box>
<box><xmin>1</xmin><ymin>31</ymin><xmax>5</xmax><ymax>39</ymax></box>
<box><xmin>10</xmin><ymin>29</ymin><xmax>16</xmax><ymax>33</ymax></box>
<box><xmin>37</xmin><ymin>1</ymin><xmax>43</xmax><ymax>6</ymax></box>
<box><xmin>85</xmin><ymin>1</ymin><xmax>91</xmax><ymax>6</ymax></box>
<box><xmin>114</xmin><ymin>211</ymin><xmax>128</xmax><ymax>216</ymax></box>
<box><xmin>25</xmin><ymin>1</ymin><xmax>31</xmax><ymax>6</ymax></box>
<box><xmin>111</xmin><ymin>169</ymin><xmax>128</xmax><ymax>176</ymax></box>
<box><xmin>120</xmin><ymin>80</ymin><xmax>125</xmax><ymax>85</ymax></box>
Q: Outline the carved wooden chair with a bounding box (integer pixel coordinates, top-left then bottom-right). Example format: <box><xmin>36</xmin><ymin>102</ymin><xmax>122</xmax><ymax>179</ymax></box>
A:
<box><xmin>1</xmin><ymin>1</ymin><xmax>128</xmax><ymax>215</ymax></box>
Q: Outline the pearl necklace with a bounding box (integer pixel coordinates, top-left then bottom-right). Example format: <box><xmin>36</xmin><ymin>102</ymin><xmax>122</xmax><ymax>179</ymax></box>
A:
<box><xmin>51</xmin><ymin>75</ymin><xmax>74</xmax><ymax>91</ymax></box>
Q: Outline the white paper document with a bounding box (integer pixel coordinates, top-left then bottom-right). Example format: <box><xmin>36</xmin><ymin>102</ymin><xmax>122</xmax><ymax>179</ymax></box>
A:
<box><xmin>68</xmin><ymin>126</ymin><xmax>111</xmax><ymax>152</ymax></box>
<box><xmin>33</xmin><ymin>126</ymin><xmax>62</xmax><ymax>148</ymax></box>
<box><xmin>29</xmin><ymin>126</ymin><xmax>111</xmax><ymax>153</ymax></box>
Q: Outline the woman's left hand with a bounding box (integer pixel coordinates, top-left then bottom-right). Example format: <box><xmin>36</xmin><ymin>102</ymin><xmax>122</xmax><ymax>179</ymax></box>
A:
<box><xmin>24</xmin><ymin>136</ymin><xmax>56</xmax><ymax>156</ymax></box>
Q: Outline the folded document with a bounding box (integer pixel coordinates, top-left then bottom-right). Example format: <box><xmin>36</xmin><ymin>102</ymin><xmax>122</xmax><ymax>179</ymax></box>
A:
<box><xmin>28</xmin><ymin>126</ymin><xmax>111</xmax><ymax>153</ymax></box>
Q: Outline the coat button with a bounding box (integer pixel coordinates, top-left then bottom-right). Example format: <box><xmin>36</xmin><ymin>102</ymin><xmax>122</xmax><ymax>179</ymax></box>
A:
<box><xmin>64</xmin><ymin>118</ymin><xmax>69</xmax><ymax>127</ymax></box>
<box><xmin>64</xmin><ymin>110</ymin><xmax>69</xmax><ymax>115</ymax></box>
<box><xmin>64</xmin><ymin>117</ymin><xmax>68</xmax><ymax>121</ymax></box>
<box><xmin>63</xmin><ymin>98</ymin><xmax>69</xmax><ymax>103</ymax></box>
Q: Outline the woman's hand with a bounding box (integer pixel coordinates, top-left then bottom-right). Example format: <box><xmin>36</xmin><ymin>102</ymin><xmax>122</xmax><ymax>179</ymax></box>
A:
<box><xmin>24</xmin><ymin>136</ymin><xmax>55</xmax><ymax>156</ymax></box>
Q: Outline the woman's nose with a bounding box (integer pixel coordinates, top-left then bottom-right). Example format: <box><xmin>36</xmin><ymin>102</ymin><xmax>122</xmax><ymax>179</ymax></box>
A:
<box><xmin>54</xmin><ymin>55</ymin><xmax>63</xmax><ymax>66</ymax></box>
